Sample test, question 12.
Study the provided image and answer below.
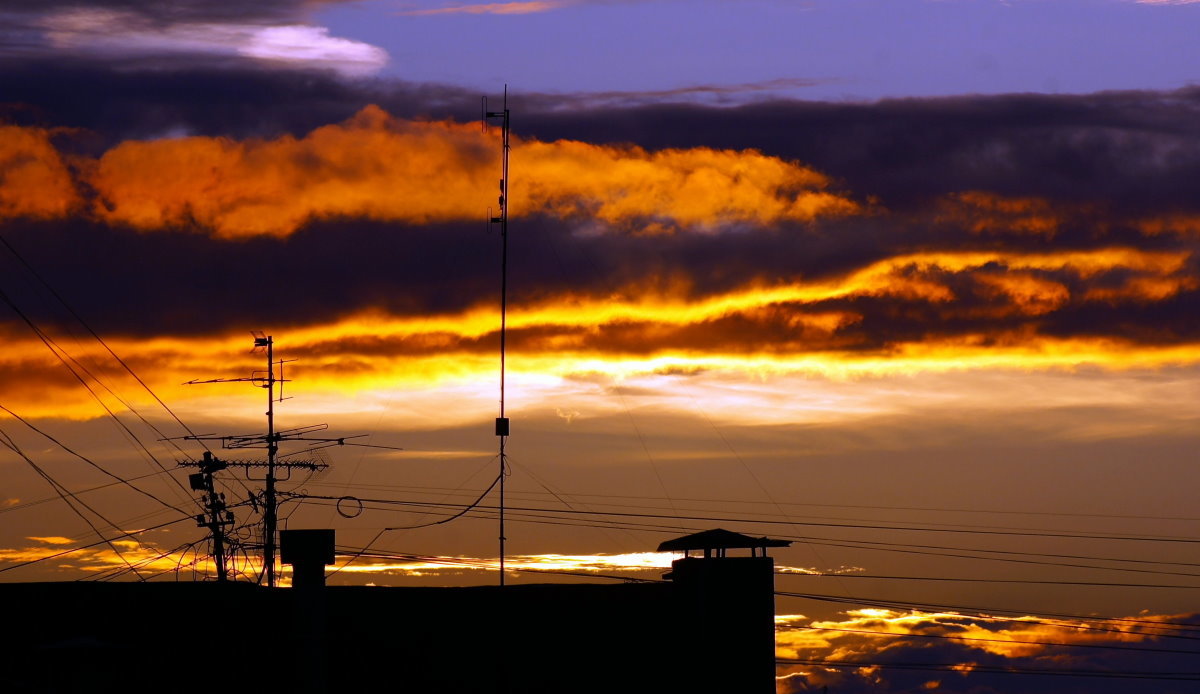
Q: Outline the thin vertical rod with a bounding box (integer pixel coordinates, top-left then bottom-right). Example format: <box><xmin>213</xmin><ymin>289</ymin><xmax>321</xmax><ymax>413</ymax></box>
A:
<box><xmin>264</xmin><ymin>336</ymin><xmax>278</xmax><ymax>587</ymax></box>
<box><xmin>498</xmin><ymin>88</ymin><xmax>510</xmax><ymax>587</ymax></box>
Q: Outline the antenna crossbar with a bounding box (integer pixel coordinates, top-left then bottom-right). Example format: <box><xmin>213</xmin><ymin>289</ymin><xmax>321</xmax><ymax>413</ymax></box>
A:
<box><xmin>179</xmin><ymin>458</ymin><xmax>328</xmax><ymax>472</ymax></box>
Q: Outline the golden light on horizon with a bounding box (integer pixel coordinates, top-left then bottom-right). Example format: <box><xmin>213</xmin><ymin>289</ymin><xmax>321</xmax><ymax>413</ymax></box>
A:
<box><xmin>1</xmin><ymin>240</ymin><xmax>1198</xmax><ymax>421</ymax></box>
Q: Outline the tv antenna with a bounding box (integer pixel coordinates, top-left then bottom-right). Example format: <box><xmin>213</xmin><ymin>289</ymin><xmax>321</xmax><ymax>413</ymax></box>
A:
<box><xmin>484</xmin><ymin>87</ymin><xmax>511</xmax><ymax>586</ymax></box>
<box><xmin>176</xmin><ymin>333</ymin><xmax>390</xmax><ymax>586</ymax></box>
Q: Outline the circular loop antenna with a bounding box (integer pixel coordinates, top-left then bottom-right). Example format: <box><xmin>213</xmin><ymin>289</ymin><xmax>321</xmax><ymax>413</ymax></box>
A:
<box><xmin>336</xmin><ymin>496</ymin><xmax>363</xmax><ymax>519</ymax></box>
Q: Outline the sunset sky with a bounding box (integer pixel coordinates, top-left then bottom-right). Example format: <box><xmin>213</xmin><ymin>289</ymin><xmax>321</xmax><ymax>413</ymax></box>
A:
<box><xmin>2</xmin><ymin>1</ymin><xmax>1199</xmax><ymax>691</ymax></box>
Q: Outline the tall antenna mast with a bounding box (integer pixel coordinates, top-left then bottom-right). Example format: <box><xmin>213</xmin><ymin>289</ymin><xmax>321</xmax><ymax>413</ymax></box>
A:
<box><xmin>485</xmin><ymin>87</ymin><xmax>511</xmax><ymax>586</ymax></box>
<box><xmin>262</xmin><ymin>334</ymin><xmax>279</xmax><ymax>587</ymax></box>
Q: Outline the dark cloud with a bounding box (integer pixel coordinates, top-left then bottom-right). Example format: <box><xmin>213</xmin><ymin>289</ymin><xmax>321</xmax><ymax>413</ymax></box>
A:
<box><xmin>1</xmin><ymin>208</ymin><xmax>1197</xmax><ymax>353</ymax></box>
<box><xmin>5</xmin><ymin>59</ymin><xmax>1200</xmax><ymax>219</ymax></box>
<box><xmin>1</xmin><ymin>63</ymin><xmax>1199</xmax><ymax>356</ymax></box>
<box><xmin>0</xmin><ymin>218</ymin><xmax>501</xmax><ymax>337</ymax></box>
<box><xmin>778</xmin><ymin>612</ymin><xmax>1200</xmax><ymax>694</ymax></box>
<box><xmin>0</xmin><ymin>0</ymin><xmax>340</xmax><ymax>26</ymax></box>
<box><xmin>0</xmin><ymin>60</ymin><xmax>478</xmax><ymax>146</ymax></box>
<box><xmin>519</xmin><ymin>88</ymin><xmax>1200</xmax><ymax>216</ymax></box>
<box><xmin>0</xmin><ymin>3</ymin><xmax>383</xmax><ymax>86</ymax></box>
<box><xmin>529</xmin><ymin>77</ymin><xmax>834</xmax><ymax>109</ymax></box>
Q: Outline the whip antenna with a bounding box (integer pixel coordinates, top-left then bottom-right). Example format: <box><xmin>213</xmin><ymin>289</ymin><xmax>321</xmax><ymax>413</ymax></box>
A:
<box><xmin>484</xmin><ymin>86</ymin><xmax>511</xmax><ymax>586</ymax></box>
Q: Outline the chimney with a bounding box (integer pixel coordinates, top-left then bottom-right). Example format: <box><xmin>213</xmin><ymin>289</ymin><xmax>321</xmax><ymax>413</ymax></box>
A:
<box><xmin>280</xmin><ymin>529</ymin><xmax>335</xmax><ymax>589</ymax></box>
<box><xmin>658</xmin><ymin>528</ymin><xmax>790</xmax><ymax>693</ymax></box>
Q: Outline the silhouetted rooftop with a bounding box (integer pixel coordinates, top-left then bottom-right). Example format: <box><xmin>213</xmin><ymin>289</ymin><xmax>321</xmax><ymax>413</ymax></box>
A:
<box><xmin>656</xmin><ymin>528</ymin><xmax>791</xmax><ymax>552</ymax></box>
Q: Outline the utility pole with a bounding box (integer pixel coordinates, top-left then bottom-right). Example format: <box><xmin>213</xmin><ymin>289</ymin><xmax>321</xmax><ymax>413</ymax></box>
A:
<box><xmin>177</xmin><ymin>334</ymin><xmax>400</xmax><ymax>585</ymax></box>
<box><xmin>263</xmin><ymin>334</ymin><xmax>279</xmax><ymax>587</ymax></box>
<box><xmin>181</xmin><ymin>334</ymin><xmax>344</xmax><ymax>587</ymax></box>
<box><xmin>184</xmin><ymin>451</ymin><xmax>233</xmax><ymax>581</ymax></box>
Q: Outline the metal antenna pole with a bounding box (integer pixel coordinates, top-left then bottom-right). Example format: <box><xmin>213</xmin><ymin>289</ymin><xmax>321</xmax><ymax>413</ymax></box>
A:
<box><xmin>180</xmin><ymin>334</ymin><xmax>374</xmax><ymax>586</ymax></box>
<box><xmin>486</xmin><ymin>87</ymin><xmax>511</xmax><ymax>586</ymax></box>
<box><xmin>264</xmin><ymin>335</ymin><xmax>278</xmax><ymax>587</ymax></box>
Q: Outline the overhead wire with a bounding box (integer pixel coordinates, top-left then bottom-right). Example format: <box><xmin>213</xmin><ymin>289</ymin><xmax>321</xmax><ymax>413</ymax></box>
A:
<box><xmin>85</xmin><ymin>539</ymin><xmax>201</xmax><ymax>582</ymax></box>
<box><xmin>0</xmin><ymin>233</ymin><xmax>215</xmax><ymax>456</ymax></box>
<box><xmin>505</xmin><ymin>455</ymin><xmax>648</xmax><ymax>554</ymax></box>
<box><xmin>0</xmin><ymin>233</ymin><xmax>259</xmax><ymax>559</ymax></box>
<box><xmin>294</xmin><ymin>499</ymin><xmax>1200</xmax><ymax>591</ymax></box>
<box><xmin>0</xmin><ymin>404</ymin><xmax>191</xmax><ymax>517</ymax></box>
<box><xmin>294</xmin><ymin>480</ymin><xmax>1200</xmax><ymax>524</ymax></box>
<box><xmin>286</xmin><ymin>494</ymin><xmax>1200</xmax><ymax>581</ymax></box>
<box><xmin>0</xmin><ymin>425</ymin><xmax>147</xmax><ymax>578</ymax></box>
<box><xmin>791</xmin><ymin>573</ymin><xmax>1200</xmax><ymax>589</ymax></box>
<box><xmin>0</xmin><ymin>288</ymin><xmax>198</xmax><ymax>501</ymax></box>
<box><xmin>283</xmin><ymin>493</ymin><xmax>1200</xmax><ymax>544</ymax></box>
<box><xmin>300</xmin><ymin>478</ymin><xmax>1200</xmax><ymax>546</ymax></box>
<box><xmin>318</xmin><ymin>470</ymin><xmax>505</xmax><ymax>580</ymax></box>
<box><xmin>771</xmin><ymin>533</ymin><xmax>1200</xmax><ymax>571</ymax></box>
<box><xmin>0</xmin><ymin>467</ymin><xmax>178</xmax><ymax>516</ymax></box>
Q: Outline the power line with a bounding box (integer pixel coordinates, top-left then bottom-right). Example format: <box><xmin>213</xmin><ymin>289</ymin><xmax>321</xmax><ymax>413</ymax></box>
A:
<box><xmin>85</xmin><ymin>540</ymin><xmax>201</xmax><ymax>582</ymax></box>
<box><xmin>0</xmin><ymin>404</ymin><xmax>191</xmax><ymax>516</ymax></box>
<box><xmin>0</xmin><ymin>285</ymin><xmax>199</xmax><ymax>499</ymax></box>
<box><xmin>301</xmin><ymin>480</ymin><xmax>1200</xmax><ymax>525</ymax></box>
<box><xmin>287</xmin><ymin>493</ymin><xmax>1200</xmax><ymax>544</ymax></box>
<box><xmin>791</xmin><ymin>573</ymin><xmax>1200</xmax><ymax>589</ymax></box>
<box><xmin>297</xmin><ymin>481</ymin><xmax>1200</xmax><ymax>570</ymax></box>
<box><xmin>0</xmin><ymin>425</ymin><xmax>149</xmax><ymax>578</ymax></box>
<box><xmin>309</xmin><ymin>501</ymin><xmax>1200</xmax><ymax>589</ymax></box>
<box><xmin>775</xmin><ymin>533</ymin><xmax>1200</xmax><ymax>571</ymax></box>
<box><xmin>0</xmin><ymin>468</ymin><xmax>177</xmax><ymax>516</ymax></box>
<box><xmin>286</xmin><ymin>496</ymin><xmax>1200</xmax><ymax>581</ymax></box>
<box><xmin>0</xmin><ymin>232</ymin><xmax>214</xmax><ymax>457</ymax></box>
<box><xmin>308</xmin><ymin>471</ymin><xmax>504</xmax><ymax>580</ymax></box>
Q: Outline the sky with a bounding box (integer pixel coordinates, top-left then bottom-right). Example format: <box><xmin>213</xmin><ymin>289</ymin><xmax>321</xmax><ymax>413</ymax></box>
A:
<box><xmin>1</xmin><ymin>1</ymin><xmax>1200</xmax><ymax>691</ymax></box>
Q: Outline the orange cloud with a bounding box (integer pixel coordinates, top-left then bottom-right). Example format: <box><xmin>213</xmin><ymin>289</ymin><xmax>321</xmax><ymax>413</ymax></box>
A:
<box><xmin>0</xmin><ymin>535</ymin><xmax>205</xmax><ymax>577</ymax></box>
<box><xmin>940</xmin><ymin>191</ymin><xmax>1066</xmax><ymax>238</ymax></box>
<box><xmin>0</xmin><ymin>125</ymin><xmax>80</xmax><ymax>219</ymax></box>
<box><xmin>776</xmin><ymin>608</ymin><xmax>1191</xmax><ymax>680</ymax></box>
<box><xmin>0</xmin><ymin>107</ymin><xmax>857</xmax><ymax>237</ymax></box>
<box><xmin>943</xmin><ymin>192</ymin><xmax>1200</xmax><ymax>243</ymax></box>
<box><xmin>1137</xmin><ymin>214</ymin><xmax>1200</xmax><ymax>237</ymax></box>
<box><xmin>517</xmin><ymin>138</ymin><xmax>855</xmax><ymax>229</ymax></box>
<box><xmin>1</xmin><ymin>245</ymin><xmax>1197</xmax><ymax>421</ymax></box>
<box><xmin>27</xmin><ymin>536</ymin><xmax>74</xmax><ymax>545</ymax></box>
<box><xmin>974</xmin><ymin>271</ymin><xmax>1070</xmax><ymax>315</ymax></box>
<box><xmin>1084</xmin><ymin>274</ymin><xmax>1199</xmax><ymax>303</ymax></box>
<box><xmin>90</xmin><ymin>108</ymin><xmax>497</xmax><ymax>237</ymax></box>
